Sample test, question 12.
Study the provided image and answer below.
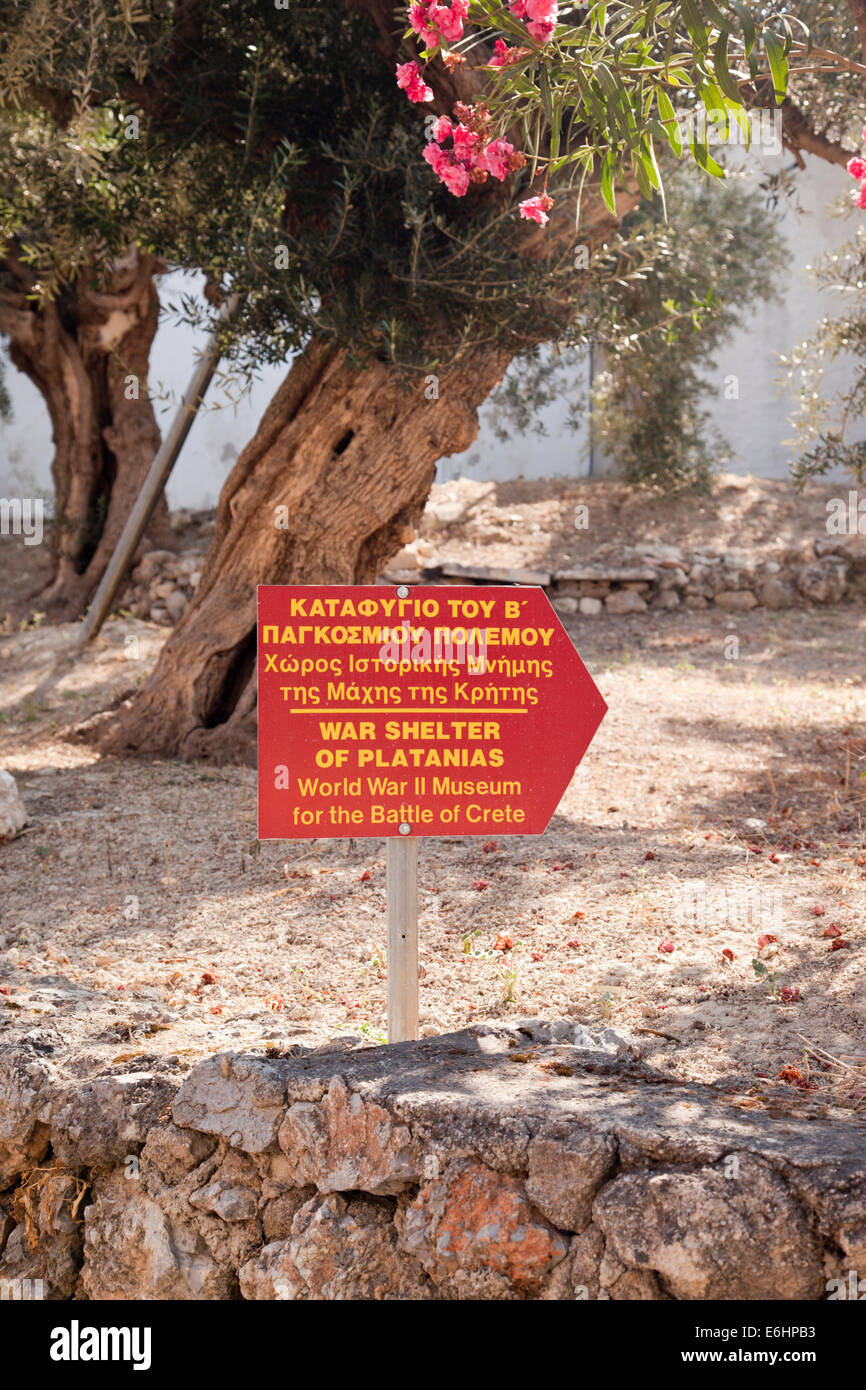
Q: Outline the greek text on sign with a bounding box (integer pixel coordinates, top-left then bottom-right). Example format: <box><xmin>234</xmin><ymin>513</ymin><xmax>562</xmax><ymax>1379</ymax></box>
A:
<box><xmin>257</xmin><ymin>585</ymin><xmax>607</xmax><ymax>839</ymax></box>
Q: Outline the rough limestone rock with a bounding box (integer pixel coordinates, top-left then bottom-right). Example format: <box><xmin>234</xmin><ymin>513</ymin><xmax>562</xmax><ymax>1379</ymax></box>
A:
<box><xmin>605</xmin><ymin>590</ymin><xmax>647</xmax><ymax>614</ymax></box>
<box><xmin>571</xmin><ymin>1022</ymin><xmax>637</xmax><ymax>1057</ymax></box>
<box><xmin>0</xmin><ymin>1170</ymin><xmax>82</xmax><ymax>1299</ymax></box>
<box><xmin>139</xmin><ymin>1122</ymin><xmax>217</xmax><ymax>1187</ymax></box>
<box><xmin>797</xmin><ymin>559</ymin><xmax>848</xmax><ymax>603</ymax></box>
<box><xmin>783</xmin><ymin>1159</ymin><xmax>866</xmax><ymax>1270</ymax></box>
<box><xmin>239</xmin><ymin>1193</ymin><xmax>434</xmax><ymax>1300</ymax></box>
<box><xmin>653</xmin><ymin>590</ymin><xmax>680</xmax><ymax>610</ymax></box>
<box><xmin>594</xmin><ymin>1156</ymin><xmax>823</xmax><ymax>1300</ymax></box>
<box><xmin>402</xmin><ymin>1159</ymin><xmax>568</xmax><ymax>1297</ymax></box>
<box><xmin>189</xmin><ymin>1179</ymin><xmax>258</xmax><ymax>1223</ymax></box>
<box><xmin>130</xmin><ymin>549</ymin><xmax>175</xmax><ymax>583</ymax></box>
<box><xmin>757</xmin><ymin>576</ymin><xmax>794</xmax><ymax>609</ymax></box>
<box><xmin>526</xmin><ymin>1126</ymin><xmax>617</xmax><ymax>1232</ymax></box>
<box><xmin>4</xmin><ymin>1023</ymin><xmax>866</xmax><ymax>1300</ymax></box>
<box><xmin>278</xmin><ymin>1075</ymin><xmax>419</xmax><ymax>1196</ymax></box>
<box><xmin>260</xmin><ymin>1184</ymin><xmax>316</xmax><ymax>1242</ymax></box>
<box><xmin>608</xmin><ymin>1268</ymin><xmax>668</xmax><ymax>1300</ymax></box>
<box><xmin>48</xmin><ymin>1071</ymin><xmax>176</xmax><ymax>1169</ymax></box>
<box><xmin>0</xmin><ymin>770</ymin><xmax>26</xmax><ymax>842</ymax></box>
<box><xmin>173</xmin><ymin>1052</ymin><xmax>287</xmax><ymax>1154</ymax></box>
<box><xmin>543</xmin><ymin>1223</ymin><xmax>605</xmax><ymax>1300</ymax></box>
<box><xmin>80</xmin><ymin>1170</ymin><xmax>232</xmax><ymax>1299</ymax></box>
<box><xmin>0</xmin><ymin>1047</ymin><xmax>53</xmax><ymax>1187</ymax></box>
<box><xmin>715</xmin><ymin>589</ymin><xmax>758</xmax><ymax>611</ymax></box>
<box><xmin>164</xmin><ymin>590</ymin><xmax>188</xmax><ymax>622</ymax></box>
<box><xmin>140</xmin><ymin>1140</ymin><xmax>263</xmax><ymax>1276</ymax></box>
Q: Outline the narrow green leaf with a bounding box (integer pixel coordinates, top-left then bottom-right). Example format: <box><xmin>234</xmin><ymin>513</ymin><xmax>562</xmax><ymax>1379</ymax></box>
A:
<box><xmin>730</xmin><ymin>0</ymin><xmax>756</xmax><ymax>56</ymax></box>
<box><xmin>632</xmin><ymin>151</ymin><xmax>654</xmax><ymax>200</ymax></box>
<box><xmin>539</xmin><ymin>63</ymin><xmax>554</xmax><ymax>123</ymax></box>
<box><xmin>764</xmin><ymin>30</ymin><xmax>789</xmax><ymax>101</ymax></box>
<box><xmin>600</xmin><ymin>150</ymin><xmax>617</xmax><ymax>214</ymax></box>
<box><xmin>655</xmin><ymin>85</ymin><xmax>681</xmax><ymax>149</ymax></box>
<box><xmin>690</xmin><ymin>138</ymin><xmax>726</xmax><ymax>178</ymax></box>
<box><xmin>680</xmin><ymin>0</ymin><xmax>708</xmax><ymax>52</ymax></box>
<box><xmin>713</xmin><ymin>30</ymin><xmax>744</xmax><ymax>106</ymax></box>
<box><xmin>701</xmin><ymin>0</ymin><xmax>735</xmax><ymax>32</ymax></box>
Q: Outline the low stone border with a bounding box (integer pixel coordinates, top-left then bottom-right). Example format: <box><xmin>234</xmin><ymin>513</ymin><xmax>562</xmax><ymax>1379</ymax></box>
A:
<box><xmin>117</xmin><ymin>528</ymin><xmax>864</xmax><ymax>628</ymax></box>
<box><xmin>384</xmin><ymin>537</ymin><xmax>865</xmax><ymax>616</ymax></box>
<box><xmin>1</xmin><ymin>1023</ymin><xmax>864</xmax><ymax>1299</ymax></box>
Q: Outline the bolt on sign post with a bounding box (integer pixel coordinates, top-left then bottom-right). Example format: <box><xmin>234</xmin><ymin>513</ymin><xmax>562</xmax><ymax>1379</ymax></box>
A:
<box><xmin>257</xmin><ymin>585</ymin><xmax>607</xmax><ymax>1044</ymax></box>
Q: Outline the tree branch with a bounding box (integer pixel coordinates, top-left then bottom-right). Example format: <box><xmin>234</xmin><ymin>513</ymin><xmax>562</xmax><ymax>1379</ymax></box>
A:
<box><xmin>782</xmin><ymin>97</ymin><xmax>853</xmax><ymax>169</ymax></box>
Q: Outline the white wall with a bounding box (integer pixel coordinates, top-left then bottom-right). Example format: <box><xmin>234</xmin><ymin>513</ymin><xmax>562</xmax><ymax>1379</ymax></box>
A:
<box><xmin>0</xmin><ymin>271</ymin><xmax>289</xmax><ymax>509</ymax></box>
<box><xmin>702</xmin><ymin>155</ymin><xmax>857</xmax><ymax>482</ymax></box>
<box><xmin>439</xmin><ymin>154</ymin><xmax>857</xmax><ymax>484</ymax></box>
<box><xmin>0</xmin><ymin>153</ymin><xmax>857</xmax><ymax>503</ymax></box>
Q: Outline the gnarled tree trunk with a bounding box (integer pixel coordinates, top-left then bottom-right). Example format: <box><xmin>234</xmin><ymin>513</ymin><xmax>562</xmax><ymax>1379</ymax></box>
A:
<box><xmin>100</xmin><ymin>338</ymin><xmax>512</xmax><ymax>763</ymax></box>
<box><xmin>0</xmin><ymin>244</ymin><xmax>172</xmax><ymax>619</ymax></box>
<box><xmin>97</xmin><ymin>0</ymin><xmax>635</xmax><ymax>765</ymax></box>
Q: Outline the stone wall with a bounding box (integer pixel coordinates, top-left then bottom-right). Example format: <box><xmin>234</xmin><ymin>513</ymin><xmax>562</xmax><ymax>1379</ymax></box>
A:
<box><xmin>121</xmin><ymin>526</ymin><xmax>864</xmax><ymax>630</ymax></box>
<box><xmin>386</xmin><ymin>536</ymin><xmax>865</xmax><ymax>617</ymax></box>
<box><xmin>1</xmin><ymin>1023</ymin><xmax>864</xmax><ymax>1300</ymax></box>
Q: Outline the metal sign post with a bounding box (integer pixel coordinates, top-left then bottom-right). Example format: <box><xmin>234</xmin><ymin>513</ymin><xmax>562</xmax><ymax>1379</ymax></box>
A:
<box><xmin>387</xmin><ymin>831</ymin><xmax>419</xmax><ymax>1043</ymax></box>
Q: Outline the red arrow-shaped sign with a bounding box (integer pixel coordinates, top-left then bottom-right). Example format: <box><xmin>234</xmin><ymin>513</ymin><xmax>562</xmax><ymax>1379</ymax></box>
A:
<box><xmin>257</xmin><ymin>585</ymin><xmax>606</xmax><ymax>838</ymax></box>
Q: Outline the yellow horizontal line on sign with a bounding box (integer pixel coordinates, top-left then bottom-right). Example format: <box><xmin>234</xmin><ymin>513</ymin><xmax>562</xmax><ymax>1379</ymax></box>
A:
<box><xmin>289</xmin><ymin>708</ymin><xmax>530</xmax><ymax>716</ymax></box>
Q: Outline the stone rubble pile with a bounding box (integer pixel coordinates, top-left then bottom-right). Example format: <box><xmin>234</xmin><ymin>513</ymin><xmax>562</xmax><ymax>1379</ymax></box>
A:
<box><xmin>116</xmin><ymin>506</ymin><xmax>863</xmax><ymax>630</ymax></box>
<box><xmin>119</xmin><ymin>512</ymin><xmax>214</xmax><ymax>626</ymax></box>
<box><xmin>384</xmin><ymin>535</ymin><xmax>864</xmax><ymax>615</ymax></box>
<box><xmin>1</xmin><ymin>1023</ymin><xmax>864</xmax><ymax>1301</ymax></box>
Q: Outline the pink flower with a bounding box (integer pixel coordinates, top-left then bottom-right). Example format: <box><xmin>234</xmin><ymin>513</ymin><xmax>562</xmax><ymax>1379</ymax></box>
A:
<box><xmin>526</xmin><ymin>17</ymin><xmax>556</xmax><ymax>41</ymax></box>
<box><xmin>483</xmin><ymin>137</ymin><xmax>515</xmax><ymax>181</ymax></box>
<box><xmin>423</xmin><ymin>142</ymin><xmax>472</xmax><ymax>195</ymax></box>
<box><xmin>452</xmin><ymin>124</ymin><xmax>480</xmax><ymax>159</ymax></box>
<box><xmin>440</xmin><ymin>160</ymin><xmax>472</xmax><ymax>196</ymax></box>
<box><xmin>861</xmin><ymin>122</ymin><xmax>866</xmax><ymax>144</ymax></box>
<box><xmin>519</xmin><ymin>194</ymin><xmax>554</xmax><ymax>224</ymax></box>
<box><xmin>435</xmin><ymin>1</ymin><xmax>469</xmax><ymax>43</ymax></box>
<box><xmin>511</xmin><ymin>0</ymin><xmax>558</xmax><ymax>41</ymax></box>
<box><xmin>423</xmin><ymin>101</ymin><xmax>525</xmax><ymax>198</ymax></box>
<box><xmin>526</xmin><ymin>0</ymin><xmax>557</xmax><ymax>19</ymax></box>
<box><xmin>396</xmin><ymin>60</ymin><xmax>434</xmax><ymax>103</ymax></box>
<box><xmin>408</xmin><ymin>1</ymin><xmax>469</xmax><ymax>48</ymax></box>
<box><xmin>855</xmin><ymin>182</ymin><xmax>866</xmax><ymax>209</ymax></box>
<box><xmin>409</xmin><ymin>3</ymin><xmax>439</xmax><ymax>46</ymax></box>
<box><xmin>848</xmin><ymin>155</ymin><xmax>866</xmax><ymax>180</ymax></box>
<box><xmin>423</xmin><ymin>142</ymin><xmax>450</xmax><ymax>177</ymax></box>
<box><xmin>431</xmin><ymin>115</ymin><xmax>454</xmax><ymax>143</ymax></box>
<box><xmin>489</xmin><ymin>37</ymin><xmax>529</xmax><ymax>68</ymax></box>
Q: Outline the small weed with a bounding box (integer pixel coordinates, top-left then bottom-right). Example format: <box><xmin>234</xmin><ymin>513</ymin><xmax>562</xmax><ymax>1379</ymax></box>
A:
<box><xmin>752</xmin><ymin>957</ymin><xmax>780</xmax><ymax>999</ymax></box>
<box><xmin>462</xmin><ymin>930</ymin><xmax>494</xmax><ymax>960</ymax></box>
<box><xmin>358</xmin><ymin>1020</ymin><xmax>387</xmax><ymax>1045</ymax></box>
<box><xmin>496</xmin><ymin>951</ymin><xmax>521</xmax><ymax>1004</ymax></box>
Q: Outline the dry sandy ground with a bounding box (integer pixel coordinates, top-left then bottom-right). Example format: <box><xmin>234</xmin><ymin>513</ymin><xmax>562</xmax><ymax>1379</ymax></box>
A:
<box><xmin>0</xmin><ymin>610</ymin><xmax>864</xmax><ymax>1115</ymax></box>
<box><xmin>420</xmin><ymin>471</ymin><xmax>865</xmax><ymax>571</ymax></box>
<box><xmin>1</xmin><ymin>474</ymin><xmax>865</xmax><ymax>1118</ymax></box>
